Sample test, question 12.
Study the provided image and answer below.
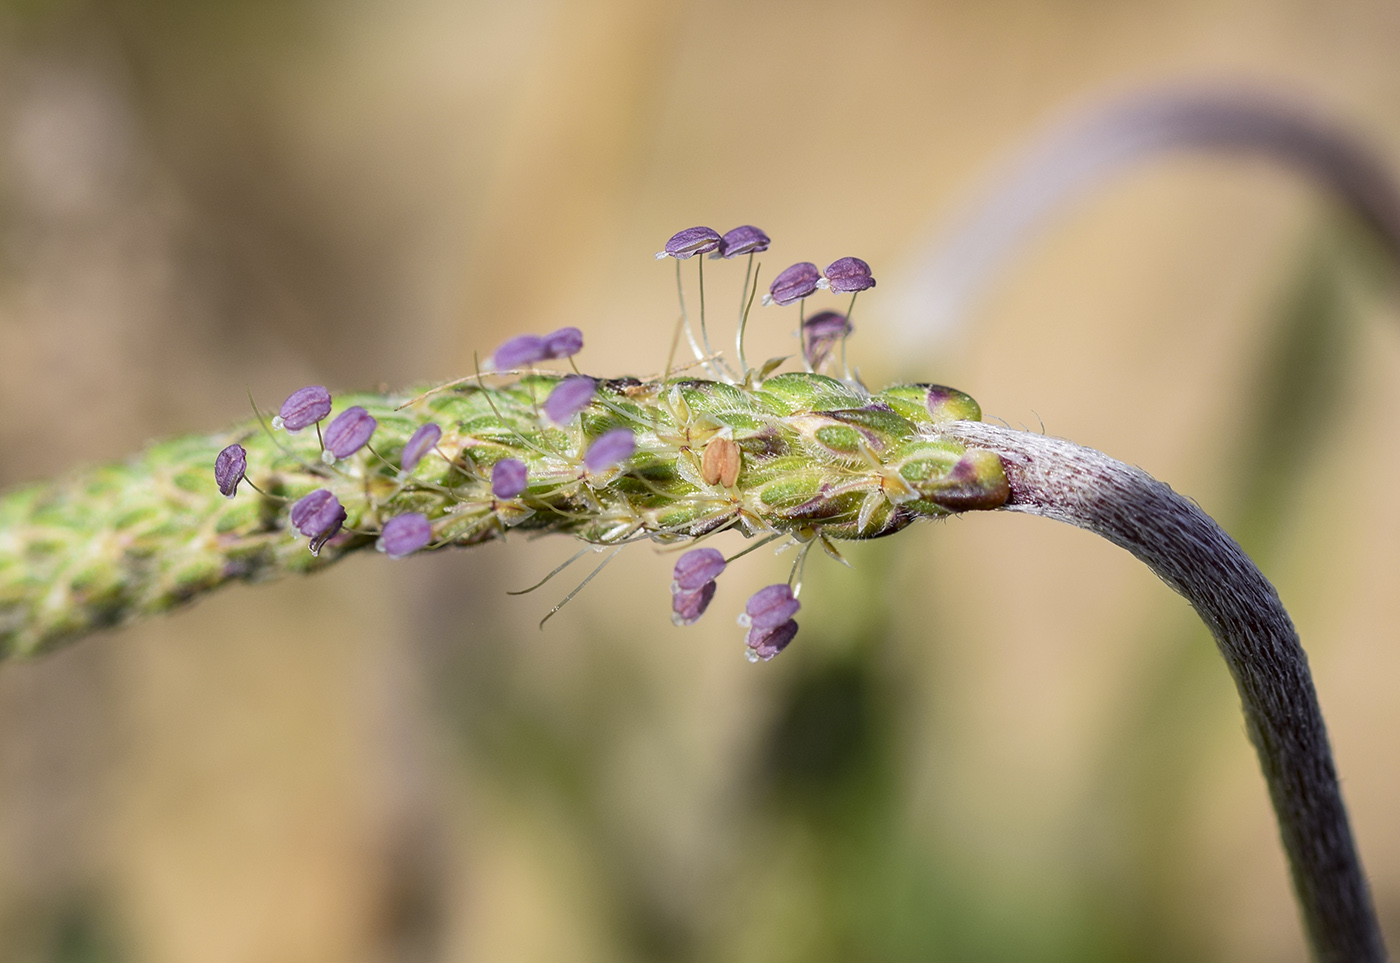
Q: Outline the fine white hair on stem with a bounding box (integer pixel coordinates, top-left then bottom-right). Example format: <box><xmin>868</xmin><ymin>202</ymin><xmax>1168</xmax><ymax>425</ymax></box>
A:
<box><xmin>933</xmin><ymin>419</ymin><xmax>1387</xmax><ymax>963</ymax></box>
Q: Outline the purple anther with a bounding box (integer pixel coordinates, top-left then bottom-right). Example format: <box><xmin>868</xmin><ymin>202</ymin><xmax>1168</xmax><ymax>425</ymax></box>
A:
<box><xmin>824</xmin><ymin>256</ymin><xmax>876</xmax><ymax>293</ymax></box>
<box><xmin>323</xmin><ymin>406</ymin><xmax>377</xmax><ymax>459</ymax></box>
<box><xmin>743</xmin><ymin>583</ymin><xmax>801</xmax><ymax>630</ymax></box>
<box><xmin>277</xmin><ymin>385</ymin><xmax>332</xmax><ymax>432</ymax></box>
<box><xmin>377</xmin><ymin>512</ymin><xmax>433</xmax><ymax>559</ymax></box>
<box><xmin>542</xmin><ymin>326</ymin><xmax>584</xmax><ymax>359</ymax></box>
<box><xmin>289</xmin><ymin>489</ymin><xmax>347</xmax><ymax>556</ymax></box>
<box><xmin>583</xmin><ymin>428</ymin><xmax>635</xmax><ymax>473</ymax></box>
<box><xmin>492</xmin><ymin>458</ymin><xmax>528</xmax><ymax>499</ymax></box>
<box><xmin>492</xmin><ymin>334</ymin><xmax>548</xmax><ymax>370</ymax></box>
<box><xmin>765</xmin><ymin>262</ymin><xmax>821</xmax><ymax>306</ymax></box>
<box><xmin>214</xmin><ymin>444</ymin><xmax>247</xmax><ymax>498</ymax></box>
<box><xmin>801</xmin><ymin>310</ymin><xmax>852</xmax><ymax>369</ymax></box>
<box><xmin>400</xmin><ymin>423</ymin><xmax>442</xmax><ymax>472</ymax></box>
<box><xmin>544</xmin><ymin>376</ymin><xmax>596</xmax><ymax>425</ymax></box>
<box><xmin>747</xmin><ymin>619</ymin><xmax>798</xmax><ymax>661</ymax></box>
<box><xmin>672</xmin><ymin>547</ymin><xmax>726</xmax><ymax>592</ymax></box>
<box><xmin>656</xmin><ymin>226</ymin><xmax>722</xmax><ymax>260</ymax></box>
<box><xmin>714</xmin><ymin>225</ymin><xmax>770</xmax><ymax>259</ymax></box>
<box><xmin>671</xmin><ymin>581</ymin><xmax>716</xmax><ymax>626</ymax></box>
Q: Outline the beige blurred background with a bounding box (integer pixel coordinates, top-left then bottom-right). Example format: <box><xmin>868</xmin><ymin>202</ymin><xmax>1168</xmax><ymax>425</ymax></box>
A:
<box><xmin>2</xmin><ymin>0</ymin><xmax>1399</xmax><ymax>960</ymax></box>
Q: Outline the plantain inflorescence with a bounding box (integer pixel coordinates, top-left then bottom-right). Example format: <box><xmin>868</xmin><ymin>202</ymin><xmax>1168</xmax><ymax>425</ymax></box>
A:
<box><xmin>0</xmin><ymin>224</ymin><xmax>1010</xmax><ymax>660</ymax></box>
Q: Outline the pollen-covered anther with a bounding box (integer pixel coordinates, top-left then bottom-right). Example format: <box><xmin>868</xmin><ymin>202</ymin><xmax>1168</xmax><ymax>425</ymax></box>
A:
<box><xmin>746</xmin><ymin>618</ymin><xmax>798</xmax><ymax>661</ymax></box>
<box><xmin>672</xmin><ymin>547</ymin><xmax>726</xmax><ymax>592</ymax></box>
<box><xmin>289</xmin><ymin>489</ymin><xmax>347</xmax><ymax>556</ymax></box>
<box><xmin>656</xmin><ymin>226</ymin><xmax>722</xmax><ymax>260</ymax></box>
<box><xmin>544</xmin><ymin>376</ymin><xmax>596</xmax><ymax>425</ymax></box>
<box><xmin>713</xmin><ymin>225</ymin><xmax>770</xmax><ymax>259</ymax></box>
<box><xmin>801</xmin><ymin>310</ymin><xmax>852</xmax><ymax>370</ymax></box>
<box><xmin>584</xmin><ymin>428</ymin><xmax>635</xmax><ymax>474</ymax></box>
<box><xmin>739</xmin><ymin>583</ymin><xmax>801</xmax><ymax>630</ymax></box>
<box><xmin>762</xmin><ymin>262</ymin><xmax>821</xmax><ymax>306</ymax></box>
<box><xmin>492</xmin><ymin>459</ymin><xmax>528</xmax><ymax>499</ymax></box>
<box><xmin>822</xmin><ymin>257</ymin><xmax>876</xmax><ymax>293</ymax></box>
<box><xmin>700</xmin><ymin>436</ymin><xmax>742</xmax><ymax>488</ymax></box>
<box><xmin>671</xmin><ymin>581</ymin><xmax>716</xmax><ymax>626</ymax></box>
<box><xmin>273</xmin><ymin>385</ymin><xmax>332</xmax><ymax>432</ymax></box>
<box><xmin>399</xmin><ymin>423</ymin><xmax>442</xmax><ymax>473</ymax></box>
<box><xmin>377</xmin><ymin>513</ymin><xmax>433</xmax><ymax>559</ymax></box>
<box><xmin>322</xmin><ymin>406</ymin><xmax>377</xmax><ymax>462</ymax></box>
<box><xmin>492</xmin><ymin>334</ymin><xmax>548</xmax><ymax>370</ymax></box>
<box><xmin>214</xmin><ymin>444</ymin><xmax>247</xmax><ymax>498</ymax></box>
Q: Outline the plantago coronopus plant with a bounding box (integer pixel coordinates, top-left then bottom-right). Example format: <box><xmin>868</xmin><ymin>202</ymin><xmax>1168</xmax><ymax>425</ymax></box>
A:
<box><xmin>0</xmin><ymin>223</ymin><xmax>1385</xmax><ymax>963</ymax></box>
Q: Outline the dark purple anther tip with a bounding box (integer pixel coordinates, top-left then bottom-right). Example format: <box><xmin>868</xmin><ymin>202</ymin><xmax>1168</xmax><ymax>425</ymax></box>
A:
<box><xmin>671</xmin><ymin>581</ymin><xmax>716</xmax><ymax>626</ymax></box>
<box><xmin>289</xmin><ymin>489</ymin><xmax>347</xmax><ymax>556</ymax></box>
<box><xmin>583</xmin><ymin>428</ymin><xmax>635</xmax><ymax>473</ymax></box>
<box><xmin>323</xmin><ymin>406</ymin><xmax>377</xmax><ymax>459</ymax></box>
<box><xmin>400</xmin><ymin>423</ymin><xmax>442</xmax><ymax>473</ymax></box>
<box><xmin>656</xmin><ymin>226</ymin><xmax>722</xmax><ymax>260</ymax></box>
<box><xmin>492</xmin><ymin>458</ymin><xmax>528</xmax><ymax>499</ymax></box>
<box><xmin>743</xmin><ymin>583</ymin><xmax>801</xmax><ymax>631</ymax></box>
<box><xmin>747</xmin><ymin>619</ymin><xmax>798</xmax><ymax>661</ymax></box>
<box><xmin>544</xmin><ymin>376</ymin><xmax>596</xmax><ymax>425</ymax></box>
<box><xmin>823</xmin><ymin>257</ymin><xmax>876</xmax><ymax>293</ymax></box>
<box><xmin>276</xmin><ymin>385</ymin><xmax>332</xmax><ymax>433</ymax></box>
<box><xmin>801</xmin><ymin>310</ymin><xmax>852</xmax><ymax>369</ymax></box>
<box><xmin>378</xmin><ymin>512</ymin><xmax>433</xmax><ymax>559</ymax></box>
<box><xmin>492</xmin><ymin>334</ymin><xmax>548</xmax><ymax>370</ymax></box>
<box><xmin>714</xmin><ymin>225</ymin><xmax>770</xmax><ymax>259</ymax></box>
<box><xmin>765</xmin><ymin>262</ymin><xmax>821</xmax><ymax>306</ymax></box>
<box><xmin>542</xmin><ymin>327</ymin><xmax>584</xmax><ymax>359</ymax></box>
<box><xmin>672</xmin><ymin>547</ymin><xmax>726</xmax><ymax>592</ymax></box>
<box><xmin>214</xmin><ymin>444</ymin><xmax>247</xmax><ymax>498</ymax></box>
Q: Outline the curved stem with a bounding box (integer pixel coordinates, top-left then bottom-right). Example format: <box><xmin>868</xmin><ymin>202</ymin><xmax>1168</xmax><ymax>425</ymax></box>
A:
<box><xmin>936</xmin><ymin>420</ymin><xmax>1386</xmax><ymax>963</ymax></box>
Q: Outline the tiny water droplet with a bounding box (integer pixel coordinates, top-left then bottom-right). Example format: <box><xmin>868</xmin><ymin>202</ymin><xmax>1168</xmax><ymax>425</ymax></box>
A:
<box><xmin>736</xmin><ymin>613</ymin><xmax>751</xmax><ymax>628</ymax></box>
<box><xmin>271</xmin><ymin>415</ymin><xmax>285</xmax><ymax>430</ymax></box>
<box><xmin>744</xmin><ymin>648</ymin><xmax>760</xmax><ymax>663</ymax></box>
<box><xmin>320</xmin><ymin>450</ymin><xmax>336</xmax><ymax>465</ymax></box>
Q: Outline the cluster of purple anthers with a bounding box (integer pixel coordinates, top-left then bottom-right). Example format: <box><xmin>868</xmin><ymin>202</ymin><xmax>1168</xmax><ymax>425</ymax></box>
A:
<box><xmin>656</xmin><ymin>225</ymin><xmax>875</xmax><ymax>384</ymax></box>
<box><xmin>210</xmin><ymin>224</ymin><xmax>880</xmax><ymax>662</ymax></box>
<box><xmin>670</xmin><ymin>547</ymin><xmax>800</xmax><ymax>662</ymax></box>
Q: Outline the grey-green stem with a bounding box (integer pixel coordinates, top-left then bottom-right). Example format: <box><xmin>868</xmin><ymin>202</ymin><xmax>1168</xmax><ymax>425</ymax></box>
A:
<box><xmin>935</xmin><ymin>420</ymin><xmax>1387</xmax><ymax>963</ymax></box>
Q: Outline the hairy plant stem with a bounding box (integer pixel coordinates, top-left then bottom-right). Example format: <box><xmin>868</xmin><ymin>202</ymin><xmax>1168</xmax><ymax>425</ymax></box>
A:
<box><xmin>936</xmin><ymin>420</ymin><xmax>1386</xmax><ymax>963</ymax></box>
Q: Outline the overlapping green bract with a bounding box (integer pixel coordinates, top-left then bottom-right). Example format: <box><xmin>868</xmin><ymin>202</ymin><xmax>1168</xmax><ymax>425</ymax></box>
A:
<box><xmin>0</xmin><ymin>372</ymin><xmax>1007</xmax><ymax>659</ymax></box>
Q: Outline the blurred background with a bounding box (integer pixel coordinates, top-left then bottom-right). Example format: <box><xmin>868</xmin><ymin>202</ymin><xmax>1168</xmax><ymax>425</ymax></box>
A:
<box><xmin>2</xmin><ymin>0</ymin><xmax>1399</xmax><ymax>960</ymax></box>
